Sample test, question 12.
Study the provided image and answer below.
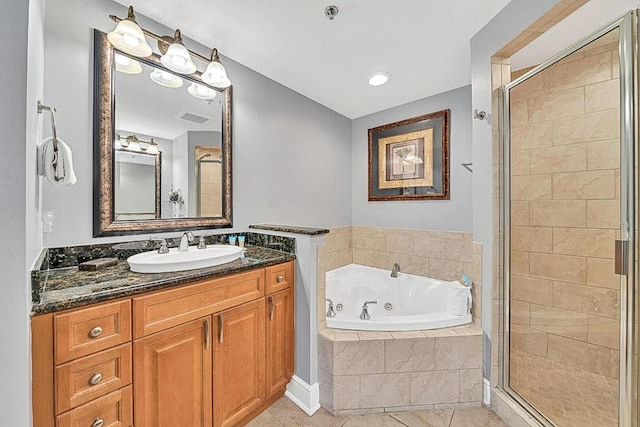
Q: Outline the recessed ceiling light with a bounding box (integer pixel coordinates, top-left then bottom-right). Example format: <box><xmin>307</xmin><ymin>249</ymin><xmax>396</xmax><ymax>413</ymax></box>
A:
<box><xmin>368</xmin><ymin>72</ymin><xmax>389</xmax><ymax>86</ymax></box>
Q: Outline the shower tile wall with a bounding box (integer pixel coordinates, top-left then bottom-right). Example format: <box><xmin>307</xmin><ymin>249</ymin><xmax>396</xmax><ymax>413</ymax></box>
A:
<box><xmin>509</xmin><ymin>29</ymin><xmax>620</xmax><ymax>426</ymax></box>
<box><xmin>317</xmin><ymin>226</ymin><xmax>482</xmax><ymax>330</ymax></box>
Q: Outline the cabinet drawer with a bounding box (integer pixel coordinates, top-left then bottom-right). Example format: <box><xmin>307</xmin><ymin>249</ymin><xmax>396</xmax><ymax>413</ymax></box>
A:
<box><xmin>55</xmin><ymin>300</ymin><xmax>132</xmax><ymax>364</ymax></box>
<box><xmin>56</xmin><ymin>344</ymin><xmax>132</xmax><ymax>414</ymax></box>
<box><xmin>56</xmin><ymin>385</ymin><xmax>132</xmax><ymax>427</ymax></box>
<box><xmin>265</xmin><ymin>261</ymin><xmax>294</xmax><ymax>295</ymax></box>
<box><xmin>133</xmin><ymin>269</ymin><xmax>265</xmax><ymax>338</ymax></box>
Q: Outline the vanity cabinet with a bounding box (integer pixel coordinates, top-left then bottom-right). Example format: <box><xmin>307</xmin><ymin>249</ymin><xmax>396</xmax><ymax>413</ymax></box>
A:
<box><xmin>31</xmin><ymin>260</ymin><xmax>294</xmax><ymax>427</ymax></box>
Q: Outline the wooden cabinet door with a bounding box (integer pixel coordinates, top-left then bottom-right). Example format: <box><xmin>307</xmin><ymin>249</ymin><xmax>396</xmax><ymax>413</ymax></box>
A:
<box><xmin>265</xmin><ymin>288</ymin><xmax>294</xmax><ymax>399</ymax></box>
<box><xmin>213</xmin><ymin>299</ymin><xmax>265</xmax><ymax>427</ymax></box>
<box><xmin>134</xmin><ymin>317</ymin><xmax>212</xmax><ymax>427</ymax></box>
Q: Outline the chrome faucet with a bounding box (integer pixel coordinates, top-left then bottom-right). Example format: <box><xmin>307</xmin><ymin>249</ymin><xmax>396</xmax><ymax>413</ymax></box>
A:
<box><xmin>326</xmin><ymin>299</ymin><xmax>336</xmax><ymax>318</ymax></box>
<box><xmin>360</xmin><ymin>301</ymin><xmax>378</xmax><ymax>320</ymax></box>
<box><xmin>391</xmin><ymin>263</ymin><xmax>401</xmax><ymax>278</ymax></box>
<box><xmin>178</xmin><ymin>231</ymin><xmax>194</xmax><ymax>252</ymax></box>
<box><xmin>157</xmin><ymin>239</ymin><xmax>169</xmax><ymax>254</ymax></box>
<box><xmin>197</xmin><ymin>235</ymin><xmax>207</xmax><ymax>249</ymax></box>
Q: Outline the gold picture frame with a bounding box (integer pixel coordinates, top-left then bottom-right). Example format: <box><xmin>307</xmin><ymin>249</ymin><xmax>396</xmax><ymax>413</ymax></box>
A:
<box><xmin>368</xmin><ymin>110</ymin><xmax>450</xmax><ymax>201</ymax></box>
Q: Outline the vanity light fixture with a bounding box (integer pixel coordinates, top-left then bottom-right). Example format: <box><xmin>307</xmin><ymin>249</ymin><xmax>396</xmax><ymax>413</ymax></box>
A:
<box><xmin>107</xmin><ymin>6</ymin><xmax>152</xmax><ymax>58</ymax></box>
<box><xmin>115</xmin><ymin>53</ymin><xmax>142</xmax><ymax>74</ymax></box>
<box><xmin>109</xmin><ymin>6</ymin><xmax>232</xmax><ymax>87</ymax></box>
<box><xmin>188</xmin><ymin>82</ymin><xmax>217</xmax><ymax>100</ymax></box>
<box><xmin>201</xmin><ymin>49</ymin><xmax>231</xmax><ymax>88</ymax></box>
<box><xmin>150</xmin><ymin>69</ymin><xmax>184</xmax><ymax>88</ymax></box>
<box><xmin>116</xmin><ymin>134</ymin><xmax>159</xmax><ymax>154</ymax></box>
<box><xmin>368</xmin><ymin>71</ymin><xmax>389</xmax><ymax>87</ymax></box>
<box><xmin>160</xmin><ymin>30</ymin><xmax>197</xmax><ymax>74</ymax></box>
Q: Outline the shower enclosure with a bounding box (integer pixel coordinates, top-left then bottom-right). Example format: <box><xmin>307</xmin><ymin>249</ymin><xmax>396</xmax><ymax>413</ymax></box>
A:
<box><xmin>502</xmin><ymin>11</ymin><xmax>637</xmax><ymax>427</ymax></box>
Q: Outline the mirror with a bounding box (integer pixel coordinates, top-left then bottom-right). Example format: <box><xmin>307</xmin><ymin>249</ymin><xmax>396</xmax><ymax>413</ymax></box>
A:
<box><xmin>93</xmin><ymin>30</ymin><xmax>232</xmax><ymax>236</ymax></box>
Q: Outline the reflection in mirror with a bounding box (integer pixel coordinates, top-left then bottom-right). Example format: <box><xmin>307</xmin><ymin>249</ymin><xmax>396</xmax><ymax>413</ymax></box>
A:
<box><xmin>93</xmin><ymin>30</ymin><xmax>232</xmax><ymax>236</ymax></box>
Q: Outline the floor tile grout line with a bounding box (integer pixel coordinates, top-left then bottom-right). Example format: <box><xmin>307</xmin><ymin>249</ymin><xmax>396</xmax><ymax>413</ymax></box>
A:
<box><xmin>448</xmin><ymin>410</ymin><xmax>455</xmax><ymax>427</ymax></box>
<box><xmin>388</xmin><ymin>413</ymin><xmax>411</xmax><ymax>426</ymax></box>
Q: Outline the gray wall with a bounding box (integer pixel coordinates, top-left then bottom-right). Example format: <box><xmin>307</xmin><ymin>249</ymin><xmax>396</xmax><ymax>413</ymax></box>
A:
<box><xmin>0</xmin><ymin>0</ymin><xmax>44</xmax><ymax>424</ymax></box>
<box><xmin>42</xmin><ymin>0</ymin><xmax>352</xmax><ymax>247</ymax></box>
<box><xmin>351</xmin><ymin>86</ymin><xmax>473</xmax><ymax>231</ymax></box>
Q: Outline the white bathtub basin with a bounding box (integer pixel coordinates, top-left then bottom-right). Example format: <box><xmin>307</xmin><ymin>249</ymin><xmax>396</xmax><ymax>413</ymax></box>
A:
<box><xmin>127</xmin><ymin>245</ymin><xmax>243</xmax><ymax>273</ymax></box>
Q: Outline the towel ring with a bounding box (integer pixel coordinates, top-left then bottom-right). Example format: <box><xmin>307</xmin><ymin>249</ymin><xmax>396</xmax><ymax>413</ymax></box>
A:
<box><xmin>37</xmin><ymin>100</ymin><xmax>59</xmax><ymax>152</ymax></box>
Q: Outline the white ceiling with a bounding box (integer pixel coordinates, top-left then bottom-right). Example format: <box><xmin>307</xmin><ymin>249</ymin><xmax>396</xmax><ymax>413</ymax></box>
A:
<box><xmin>115</xmin><ymin>0</ymin><xmax>511</xmax><ymax>118</ymax></box>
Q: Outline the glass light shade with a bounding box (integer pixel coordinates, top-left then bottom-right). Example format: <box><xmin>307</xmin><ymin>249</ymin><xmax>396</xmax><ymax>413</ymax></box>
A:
<box><xmin>149</xmin><ymin>69</ymin><xmax>184</xmax><ymax>88</ymax></box>
<box><xmin>138</xmin><ymin>140</ymin><xmax>149</xmax><ymax>151</ymax></box>
<box><xmin>201</xmin><ymin>60</ymin><xmax>231</xmax><ymax>88</ymax></box>
<box><xmin>368</xmin><ymin>72</ymin><xmax>389</xmax><ymax>86</ymax></box>
<box><xmin>107</xmin><ymin>19</ymin><xmax>152</xmax><ymax>58</ymax></box>
<box><xmin>188</xmin><ymin>83</ymin><xmax>217</xmax><ymax>100</ymax></box>
<box><xmin>161</xmin><ymin>43</ymin><xmax>196</xmax><ymax>74</ymax></box>
<box><xmin>115</xmin><ymin>53</ymin><xmax>142</xmax><ymax>74</ymax></box>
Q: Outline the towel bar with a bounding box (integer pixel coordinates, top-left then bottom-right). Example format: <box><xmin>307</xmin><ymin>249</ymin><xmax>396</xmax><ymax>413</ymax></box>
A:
<box><xmin>37</xmin><ymin>100</ymin><xmax>59</xmax><ymax>152</ymax></box>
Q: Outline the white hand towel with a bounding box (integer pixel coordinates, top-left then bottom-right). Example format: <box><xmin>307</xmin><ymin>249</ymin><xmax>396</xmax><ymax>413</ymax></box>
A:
<box><xmin>446</xmin><ymin>280</ymin><xmax>472</xmax><ymax>316</ymax></box>
<box><xmin>37</xmin><ymin>137</ymin><xmax>77</xmax><ymax>186</ymax></box>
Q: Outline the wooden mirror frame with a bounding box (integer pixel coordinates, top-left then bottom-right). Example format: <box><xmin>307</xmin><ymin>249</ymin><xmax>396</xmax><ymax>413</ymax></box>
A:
<box><xmin>93</xmin><ymin>30</ymin><xmax>232</xmax><ymax>236</ymax></box>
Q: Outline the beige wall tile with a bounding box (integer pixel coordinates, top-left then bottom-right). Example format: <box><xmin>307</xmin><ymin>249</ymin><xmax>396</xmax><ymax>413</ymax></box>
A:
<box><xmin>587</xmin><ymin>139</ymin><xmax>620</xmax><ymax>171</ymax></box>
<box><xmin>459</xmin><ymin>369</ymin><xmax>483</xmax><ymax>403</ymax></box>
<box><xmin>384</xmin><ymin>338</ymin><xmax>435</xmax><ymax>373</ymax></box>
<box><xmin>360</xmin><ymin>373</ymin><xmax>410</xmax><ymax>408</ymax></box>
<box><xmin>553</xmin><ymin>109</ymin><xmax>619</xmax><ymax>145</ymax></box>
<box><xmin>512</xmin><ymin>274</ymin><xmax>553</xmax><ymax>307</ymax></box>
<box><xmin>587</xmin><ymin>200</ymin><xmax>620</xmax><ymax>229</ymax></box>
<box><xmin>511</xmin><ymin>300</ymin><xmax>530</xmax><ymax>326</ymax></box>
<box><xmin>511</xmin><ymin>201</ymin><xmax>530</xmax><ymax>225</ymax></box>
<box><xmin>511</xmin><ymin>226</ymin><xmax>552</xmax><ymax>253</ymax></box>
<box><xmin>552</xmin><ymin>281</ymin><xmax>588</xmax><ymax>313</ymax></box>
<box><xmin>511</xmin><ymin>150</ymin><xmax>530</xmax><ymax>176</ymax></box>
<box><xmin>318</xmin><ymin>335</ymin><xmax>334</xmax><ymax>373</ymax></box>
<box><xmin>352</xmin><ymin>228</ymin><xmax>384</xmax><ymax>251</ymax></box>
<box><xmin>529</xmin><ymin>200</ymin><xmax>586</xmax><ymax>227</ymax></box>
<box><xmin>511</xmin><ymin>251</ymin><xmax>530</xmax><ymax>275</ymax></box>
<box><xmin>511</xmin><ymin>174</ymin><xmax>552</xmax><ymax>200</ymax></box>
<box><xmin>529</xmin><ymin>304</ymin><xmax>588</xmax><ymax>341</ymax></box>
<box><xmin>511</xmin><ymin>99</ymin><xmax>528</xmax><ymax>126</ymax></box>
<box><xmin>587</xmin><ymin>257</ymin><xmax>618</xmax><ymax>289</ymax></box>
<box><xmin>414</xmin><ymin>237</ymin><xmax>446</xmax><ymax>259</ymax></box>
<box><xmin>353</xmin><ymin>248</ymin><xmax>375</xmax><ymax>267</ymax></box>
<box><xmin>511</xmin><ymin>122</ymin><xmax>553</xmax><ymax>150</ymax></box>
<box><xmin>357</xmin><ymin>331</ymin><xmax>393</xmax><ymax>341</ymax></box>
<box><xmin>410</xmin><ymin>371</ymin><xmax>460</xmax><ymax>405</ymax></box>
<box><xmin>333</xmin><ymin>341</ymin><xmax>384</xmax><ymax>375</ymax></box>
<box><xmin>530</xmin><ymin>252</ymin><xmax>586</xmax><ymax>284</ymax></box>
<box><xmin>445</xmin><ymin>240</ymin><xmax>473</xmax><ymax>263</ymax></box>
<box><xmin>549</xmin><ymin>50</ymin><xmax>611</xmax><ymax>93</ymax></box>
<box><xmin>586</xmin><ymin>287</ymin><xmax>619</xmax><ymax>320</ymax></box>
<box><xmin>528</xmin><ymin>144</ymin><xmax>586</xmax><ymax>174</ymax></box>
<box><xmin>587</xmin><ymin>316</ymin><xmax>619</xmax><ymax>350</ymax></box>
<box><xmin>385</xmin><ymin>234</ymin><xmax>414</xmax><ymax>255</ymax></box>
<box><xmin>552</xmin><ymin>227</ymin><xmax>616</xmax><ymax>258</ymax></box>
<box><xmin>552</xmin><ymin>170</ymin><xmax>616</xmax><ymax>200</ymax></box>
<box><xmin>318</xmin><ymin>368</ymin><xmax>334</xmax><ymax>408</ymax></box>
<box><xmin>334</xmin><ymin>375</ymin><xmax>361</xmax><ymax>410</ymax></box>
<box><xmin>428</xmin><ymin>259</ymin><xmax>465</xmax><ymax>281</ymax></box>
<box><xmin>528</xmin><ymin>87</ymin><xmax>584</xmax><ymax>123</ymax></box>
<box><xmin>547</xmin><ymin>334</ymin><xmax>614</xmax><ymax>378</ymax></box>
<box><xmin>434</xmin><ymin>336</ymin><xmax>482</xmax><ymax>370</ymax></box>
<box><xmin>585</xmin><ymin>79</ymin><xmax>619</xmax><ymax>113</ymax></box>
<box><xmin>373</xmin><ymin>251</ymin><xmax>392</xmax><ymax>270</ymax></box>
<box><xmin>510</xmin><ymin>325</ymin><xmax>548</xmax><ymax>357</ymax></box>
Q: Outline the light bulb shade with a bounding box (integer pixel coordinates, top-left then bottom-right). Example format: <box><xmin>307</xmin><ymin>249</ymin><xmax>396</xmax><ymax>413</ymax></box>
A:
<box><xmin>115</xmin><ymin>53</ymin><xmax>142</xmax><ymax>74</ymax></box>
<box><xmin>161</xmin><ymin>43</ymin><xmax>196</xmax><ymax>74</ymax></box>
<box><xmin>150</xmin><ymin>69</ymin><xmax>184</xmax><ymax>88</ymax></box>
<box><xmin>107</xmin><ymin>19</ymin><xmax>152</xmax><ymax>58</ymax></box>
<box><xmin>201</xmin><ymin>60</ymin><xmax>231</xmax><ymax>88</ymax></box>
<box><xmin>188</xmin><ymin>82</ymin><xmax>217</xmax><ymax>100</ymax></box>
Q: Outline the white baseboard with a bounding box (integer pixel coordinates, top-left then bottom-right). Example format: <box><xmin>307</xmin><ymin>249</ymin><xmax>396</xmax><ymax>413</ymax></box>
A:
<box><xmin>285</xmin><ymin>375</ymin><xmax>321</xmax><ymax>416</ymax></box>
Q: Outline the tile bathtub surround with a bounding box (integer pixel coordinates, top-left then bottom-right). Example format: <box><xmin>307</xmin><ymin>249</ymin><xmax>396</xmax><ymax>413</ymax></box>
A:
<box><xmin>317</xmin><ymin>226</ymin><xmax>482</xmax><ymax>329</ymax></box>
<box><xmin>318</xmin><ymin>325</ymin><xmax>484</xmax><ymax>414</ymax></box>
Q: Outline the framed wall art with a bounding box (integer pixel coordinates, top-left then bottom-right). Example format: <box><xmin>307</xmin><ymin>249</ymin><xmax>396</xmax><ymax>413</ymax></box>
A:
<box><xmin>368</xmin><ymin>109</ymin><xmax>450</xmax><ymax>201</ymax></box>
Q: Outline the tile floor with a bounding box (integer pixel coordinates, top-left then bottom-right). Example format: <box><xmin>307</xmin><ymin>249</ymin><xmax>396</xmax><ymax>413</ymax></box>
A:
<box><xmin>246</xmin><ymin>397</ymin><xmax>508</xmax><ymax>427</ymax></box>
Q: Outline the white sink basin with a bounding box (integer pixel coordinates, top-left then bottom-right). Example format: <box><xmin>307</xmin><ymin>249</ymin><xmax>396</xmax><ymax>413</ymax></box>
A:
<box><xmin>127</xmin><ymin>245</ymin><xmax>244</xmax><ymax>273</ymax></box>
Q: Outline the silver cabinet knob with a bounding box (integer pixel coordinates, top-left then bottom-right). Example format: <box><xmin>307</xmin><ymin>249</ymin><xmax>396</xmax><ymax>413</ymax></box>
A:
<box><xmin>89</xmin><ymin>326</ymin><xmax>103</xmax><ymax>338</ymax></box>
<box><xmin>91</xmin><ymin>418</ymin><xmax>104</xmax><ymax>427</ymax></box>
<box><xmin>89</xmin><ymin>373</ymin><xmax>103</xmax><ymax>386</ymax></box>
<box><xmin>277</xmin><ymin>275</ymin><xmax>284</xmax><ymax>283</ymax></box>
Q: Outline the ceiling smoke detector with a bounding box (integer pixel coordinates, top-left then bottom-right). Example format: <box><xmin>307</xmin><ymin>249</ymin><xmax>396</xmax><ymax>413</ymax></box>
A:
<box><xmin>325</xmin><ymin>5</ymin><xmax>339</xmax><ymax>20</ymax></box>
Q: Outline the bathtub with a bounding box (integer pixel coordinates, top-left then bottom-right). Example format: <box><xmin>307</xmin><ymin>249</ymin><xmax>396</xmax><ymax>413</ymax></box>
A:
<box><xmin>325</xmin><ymin>264</ymin><xmax>471</xmax><ymax>331</ymax></box>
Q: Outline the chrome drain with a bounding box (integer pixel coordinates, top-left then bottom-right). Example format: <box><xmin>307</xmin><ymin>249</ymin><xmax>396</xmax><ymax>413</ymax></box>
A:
<box><xmin>384</xmin><ymin>303</ymin><xmax>393</xmax><ymax>311</ymax></box>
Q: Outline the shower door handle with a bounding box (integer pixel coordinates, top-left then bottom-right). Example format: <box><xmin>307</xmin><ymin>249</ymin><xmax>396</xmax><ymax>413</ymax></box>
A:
<box><xmin>615</xmin><ymin>240</ymin><xmax>629</xmax><ymax>275</ymax></box>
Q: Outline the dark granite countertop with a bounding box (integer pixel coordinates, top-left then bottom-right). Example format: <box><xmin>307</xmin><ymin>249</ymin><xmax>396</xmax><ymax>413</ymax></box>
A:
<box><xmin>249</xmin><ymin>224</ymin><xmax>330</xmax><ymax>236</ymax></box>
<box><xmin>31</xmin><ymin>245</ymin><xmax>295</xmax><ymax>316</ymax></box>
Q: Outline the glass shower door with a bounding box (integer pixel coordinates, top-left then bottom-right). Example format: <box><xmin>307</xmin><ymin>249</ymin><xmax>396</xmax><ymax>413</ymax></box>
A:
<box><xmin>503</xmin><ymin>12</ymin><xmax>636</xmax><ymax>427</ymax></box>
